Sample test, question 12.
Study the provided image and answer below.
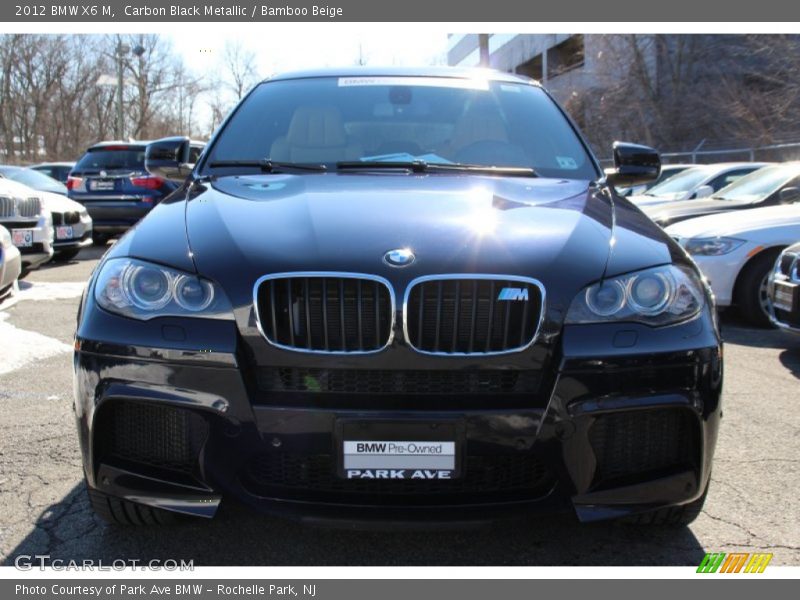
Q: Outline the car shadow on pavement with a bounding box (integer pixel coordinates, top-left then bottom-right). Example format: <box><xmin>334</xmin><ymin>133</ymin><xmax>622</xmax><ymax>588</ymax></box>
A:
<box><xmin>719</xmin><ymin>312</ymin><xmax>799</xmax><ymax>350</ymax></box>
<box><xmin>778</xmin><ymin>348</ymin><xmax>800</xmax><ymax>379</ymax></box>
<box><xmin>2</xmin><ymin>483</ymin><xmax>708</xmax><ymax>567</ymax></box>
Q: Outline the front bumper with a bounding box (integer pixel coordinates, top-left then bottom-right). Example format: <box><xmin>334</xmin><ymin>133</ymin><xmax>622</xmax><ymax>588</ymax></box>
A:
<box><xmin>69</xmin><ymin>194</ymin><xmax>154</xmax><ymax>234</ymax></box>
<box><xmin>0</xmin><ymin>215</ymin><xmax>54</xmax><ymax>269</ymax></box>
<box><xmin>74</xmin><ymin>305</ymin><xmax>722</xmax><ymax>524</ymax></box>
<box><xmin>53</xmin><ymin>213</ymin><xmax>93</xmax><ymax>250</ymax></box>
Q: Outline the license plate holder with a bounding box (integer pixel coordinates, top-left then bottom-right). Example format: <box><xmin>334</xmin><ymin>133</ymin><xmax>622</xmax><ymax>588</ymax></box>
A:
<box><xmin>336</xmin><ymin>419</ymin><xmax>463</xmax><ymax>480</ymax></box>
<box><xmin>90</xmin><ymin>179</ymin><xmax>115</xmax><ymax>191</ymax></box>
<box><xmin>56</xmin><ymin>225</ymin><xmax>74</xmax><ymax>240</ymax></box>
<box><xmin>773</xmin><ymin>280</ymin><xmax>799</xmax><ymax>313</ymax></box>
<box><xmin>11</xmin><ymin>229</ymin><xmax>33</xmax><ymax>248</ymax></box>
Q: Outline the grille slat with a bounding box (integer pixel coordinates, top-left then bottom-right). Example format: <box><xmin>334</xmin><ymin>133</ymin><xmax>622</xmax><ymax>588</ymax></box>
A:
<box><xmin>0</xmin><ymin>195</ymin><xmax>40</xmax><ymax>219</ymax></box>
<box><xmin>256</xmin><ymin>274</ymin><xmax>393</xmax><ymax>353</ymax></box>
<box><xmin>406</xmin><ymin>276</ymin><xmax>542</xmax><ymax>355</ymax></box>
<box><xmin>256</xmin><ymin>367</ymin><xmax>541</xmax><ymax>395</ymax></box>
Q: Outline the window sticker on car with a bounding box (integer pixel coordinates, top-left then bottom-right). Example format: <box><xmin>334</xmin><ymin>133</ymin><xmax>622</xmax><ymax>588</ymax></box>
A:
<box><xmin>556</xmin><ymin>156</ymin><xmax>579</xmax><ymax>169</ymax></box>
<box><xmin>338</xmin><ymin>76</ymin><xmax>489</xmax><ymax>90</ymax></box>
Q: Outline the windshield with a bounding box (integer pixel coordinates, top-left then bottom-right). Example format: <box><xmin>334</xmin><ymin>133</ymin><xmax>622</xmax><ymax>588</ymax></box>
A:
<box><xmin>203</xmin><ymin>76</ymin><xmax>598</xmax><ymax>179</ymax></box>
<box><xmin>74</xmin><ymin>147</ymin><xmax>146</xmax><ymax>173</ymax></box>
<box><xmin>0</xmin><ymin>166</ymin><xmax>65</xmax><ymax>192</ymax></box>
<box><xmin>645</xmin><ymin>167</ymin><xmax>710</xmax><ymax>198</ymax></box>
<box><xmin>712</xmin><ymin>165</ymin><xmax>797</xmax><ymax>201</ymax></box>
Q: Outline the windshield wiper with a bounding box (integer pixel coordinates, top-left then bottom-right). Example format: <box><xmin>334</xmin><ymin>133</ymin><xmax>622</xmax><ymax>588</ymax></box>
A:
<box><xmin>208</xmin><ymin>159</ymin><xmax>327</xmax><ymax>173</ymax></box>
<box><xmin>336</xmin><ymin>160</ymin><xmax>538</xmax><ymax>177</ymax></box>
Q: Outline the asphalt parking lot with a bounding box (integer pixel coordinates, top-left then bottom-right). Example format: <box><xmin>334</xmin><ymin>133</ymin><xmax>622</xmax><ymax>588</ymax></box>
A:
<box><xmin>0</xmin><ymin>246</ymin><xmax>798</xmax><ymax>567</ymax></box>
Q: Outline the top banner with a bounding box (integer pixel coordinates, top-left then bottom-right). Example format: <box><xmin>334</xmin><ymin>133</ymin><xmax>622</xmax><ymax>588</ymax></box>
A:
<box><xmin>4</xmin><ymin>0</ymin><xmax>800</xmax><ymax>22</ymax></box>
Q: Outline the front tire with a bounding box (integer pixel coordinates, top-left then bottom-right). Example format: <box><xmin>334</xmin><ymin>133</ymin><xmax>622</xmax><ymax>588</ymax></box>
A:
<box><xmin>735</xmin><ymin>249</ymin><xmax>781</xmax><ymax>328</ymax></box>
<box><xmin>88</xmin><ymin>487</ymin><xmax>178</xmax><ymax>526</ymax></box>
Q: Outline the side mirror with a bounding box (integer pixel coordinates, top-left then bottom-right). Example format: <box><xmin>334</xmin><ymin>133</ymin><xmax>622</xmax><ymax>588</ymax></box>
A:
<box><xmin>606</xmin><ymin>141</ymin><xmax>661</xmax><ymax>187</ymax></box>
<box><xmin>693</xmin><ymin>185</ymin><xmax>714</xmax><ymax>199</ymax></box>
<box><xmin>145</xmin><ymin>136</ymin><xmax>203</xmax><ymax>182</ymax></box>
<box><xmin>780</xmin><ymin>187</ymin><xmax>800</xmax><ymax>204</ymax></box>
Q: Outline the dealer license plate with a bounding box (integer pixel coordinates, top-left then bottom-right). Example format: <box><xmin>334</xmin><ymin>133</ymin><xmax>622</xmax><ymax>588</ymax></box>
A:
<box><xmin>90</xmin><ymin>179</ymin><xmax>115</xmax><ymax>191</ymax></box>
<box><xmin>338</xmin><ymin>420</ymin><xmax>461</xmax><ymax>480</ymax></box>
<box><xmin>773</xmin><ymin>280</ymin><xmax>798</xmax><ymax>312</ymax></box>
<box><xmin>12</xmin><ymin>229</ymin><xmax>33</xmax><ymax>248</ymax></box>
<box><xmin>56</xmin><ymin>226</ymin><xmax>74</xmax><ymax>240</ymax></box>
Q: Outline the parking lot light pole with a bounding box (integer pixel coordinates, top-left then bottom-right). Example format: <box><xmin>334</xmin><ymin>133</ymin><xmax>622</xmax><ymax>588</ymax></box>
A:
<box><xmin>115</xmin><ymin>42</ymin><xmax>130</xmax><ymax>140</ymax></box>
<box><xmin>115</xmin><ymin>42</ymin><xmax>145</xmax><ymax>141</ymax></box>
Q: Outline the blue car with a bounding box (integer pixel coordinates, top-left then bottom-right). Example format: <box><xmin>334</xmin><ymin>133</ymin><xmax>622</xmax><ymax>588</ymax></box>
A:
<box><xmin>67</xmin><ymin>141</ymin><xmax>202</xmax><ymax>245</ymax></box>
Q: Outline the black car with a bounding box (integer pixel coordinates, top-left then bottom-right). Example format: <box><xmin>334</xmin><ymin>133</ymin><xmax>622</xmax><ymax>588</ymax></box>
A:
<box><xmin>644</xmin><ymin>163</ymin><xmax>800</xmax><ymax>227</ymax></box>
<box><xmin>67</xmin><ymin>141</ymin><xmax>203</xmax><ymax>245</ymax></box>
<box><xmin>74</xmin><ymin>68</ymin><xmax>722</xmax><ymax>528</ymax></box>
<box><xmin>768</xmin><ymin>242</ymin><xmax>800</xmax><ymax>333</ymax></box>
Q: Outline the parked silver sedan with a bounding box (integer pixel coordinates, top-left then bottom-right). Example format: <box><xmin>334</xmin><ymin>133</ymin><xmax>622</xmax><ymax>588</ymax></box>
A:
<box><xmin>0</xmin><ymin>224</ymin><xmax>21</xmax><ymax>299</ymax></box>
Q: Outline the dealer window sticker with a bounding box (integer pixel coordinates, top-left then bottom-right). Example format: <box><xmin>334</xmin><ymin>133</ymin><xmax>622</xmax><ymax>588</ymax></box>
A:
<box><xmin>338</xmin><ymin>76</ymin><xmax>489</xmax><ymax>91</ymax></box>
<box><xmin>556</xmin><ymin>156</ymin><xmax>579</xmax><ymax>169</ymax></box>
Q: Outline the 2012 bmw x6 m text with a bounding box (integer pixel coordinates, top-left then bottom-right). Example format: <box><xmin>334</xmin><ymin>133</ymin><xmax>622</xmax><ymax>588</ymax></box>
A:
<box><xmin>74</xmin><ymin>68</ymin><xmax>722</xmax><ymax>528</ymax></box>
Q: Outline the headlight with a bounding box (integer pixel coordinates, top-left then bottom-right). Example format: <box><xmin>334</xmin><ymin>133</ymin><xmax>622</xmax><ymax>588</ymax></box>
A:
<box><xmin>566</xmin><ymin>264</ymin><xmax>705</xmax><ymax>326</ymax></box>
<box><xmin>684</xmin><ymin>237</ymin><xmax>745</xmax><ymax>256</ymax></box>
<box><xmin>94</xmin><ymin>257</ymin><xmax>233</xmax><ymax>320</ymax></box>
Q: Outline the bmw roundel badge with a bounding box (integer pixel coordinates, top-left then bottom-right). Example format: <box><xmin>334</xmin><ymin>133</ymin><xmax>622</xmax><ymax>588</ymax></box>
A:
<box><xmin>384</xmin><ymin>248</ymin><xmax>415</xmax><ymax>267</ymax></box>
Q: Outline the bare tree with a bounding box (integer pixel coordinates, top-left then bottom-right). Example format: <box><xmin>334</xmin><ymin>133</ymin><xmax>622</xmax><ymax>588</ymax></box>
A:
<box><xmin>0</xmin><ymin>33</ymin><xmax>204</xmax><ymax>163</ymax></box>
<box><xmin>563</xmin><ymin>34</ymin><xmax>800</xmax><ymax>156</ymax></box>
<box><xmin>222</xmin><ymin>40</ymin><xmax>259</xmax><ymax>100</ymax></box>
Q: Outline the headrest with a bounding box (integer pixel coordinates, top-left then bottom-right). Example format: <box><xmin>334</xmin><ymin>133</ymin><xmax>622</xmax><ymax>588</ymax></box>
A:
<box><xmin>286</xmin><ymin>106</ymin><xmax>348</xmax><ymax>148</ymax></box>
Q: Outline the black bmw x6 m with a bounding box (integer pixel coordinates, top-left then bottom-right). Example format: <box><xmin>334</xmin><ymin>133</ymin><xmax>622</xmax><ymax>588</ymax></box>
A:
<box><xmin>74</xmin><ymin>68</ymin><xmax>722</xmax><ymax>527</ymax></box>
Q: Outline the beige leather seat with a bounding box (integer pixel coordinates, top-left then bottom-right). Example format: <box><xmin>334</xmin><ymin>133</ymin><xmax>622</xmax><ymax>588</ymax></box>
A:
<box><xmin>449</xmin><ymin>105</ymin><xmax>510</xmax><ymax>153</ymax></box>
<box><xmin>270</xmin><ymin>106</ymin><xmax>362</xmax><ymax>163</ymax></box>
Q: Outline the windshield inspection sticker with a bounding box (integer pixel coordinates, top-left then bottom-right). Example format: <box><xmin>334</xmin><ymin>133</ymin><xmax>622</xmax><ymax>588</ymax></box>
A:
<box><xmin>338</xmin><ymin>77</ymin><xmax>489</xmax><ymax>90</ymax></box>
<box><xmin>556</xmin><ymin>156</ymin><xmax>579</xmax><ymax>169</ymax></box>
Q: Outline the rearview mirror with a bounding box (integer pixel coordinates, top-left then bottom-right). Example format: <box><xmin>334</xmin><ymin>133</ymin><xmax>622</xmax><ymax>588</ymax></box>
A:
<box><xmin>693</xmin><ymin>185</ymin><xmax>714</xmax><ymax>199</ymax></box>
<box><xmin>779</xmin><ymin>187</ymin><xmax>800</xmax><ymax>204</ymax></box>
<box><xmin>606</xmin><ymin>142</ymin><xmax>661</xmax><ymax>187</ymax></box>
<box><xmin>145</xmin><ymin>136</ymin><xmax>204</xmax><ymax>182</ymax></box>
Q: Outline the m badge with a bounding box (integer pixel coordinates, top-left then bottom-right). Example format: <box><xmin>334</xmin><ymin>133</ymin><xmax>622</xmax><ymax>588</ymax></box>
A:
<box><xmin>497</xmin><ymin>287</ymin><xmax>529</xmax><ymax>301</ymax></box>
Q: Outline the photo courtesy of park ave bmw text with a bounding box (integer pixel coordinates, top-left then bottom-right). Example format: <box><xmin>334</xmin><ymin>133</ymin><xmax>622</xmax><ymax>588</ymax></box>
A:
<box><xmin>0</xmin><ymin>0</ymin><xmax>798</xmax><ymax>592</ymax></box>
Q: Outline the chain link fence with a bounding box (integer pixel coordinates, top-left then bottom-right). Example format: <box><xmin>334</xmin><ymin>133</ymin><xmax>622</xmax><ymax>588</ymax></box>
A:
<box><xmin>600</xmin><ymin>140</ymin><xmax>800</xmax><ymax>167</ymax></box>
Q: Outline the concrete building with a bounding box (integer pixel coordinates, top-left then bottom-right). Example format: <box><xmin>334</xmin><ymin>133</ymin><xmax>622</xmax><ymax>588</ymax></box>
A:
<box><xmin>447</xmin><ymin>34</ymin><xmax>605</xmax><ymax>105</ymax></box>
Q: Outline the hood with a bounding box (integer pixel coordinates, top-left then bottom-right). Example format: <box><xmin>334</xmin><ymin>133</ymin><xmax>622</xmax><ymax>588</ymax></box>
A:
<box><xmin>184</xmin><ymin>173</ymin><xmax>618</xmax><ymax>309</ymax></box>
<box><xmin>666</xmin><ymin>204</ymin><xmax>800</xmax><ymax>239</ymax></box>
<box><xmin>38</xmin><ymin>190</ymin><xmax>85</xmax><ymax>213</ymax></box>
<box><xmin>628</xmin><ymin>194</ymin><xmax>681</xmax><ymax>207</ymax></box>
<box><xmin>642</xmin><ymin>198</ymin><xmax>750</xmax><ymax>224</ymax></box>
<box><xmin>0</xmin><ymin>178</ymin><xmax>38</xmax><ymax>199</ymax></box>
